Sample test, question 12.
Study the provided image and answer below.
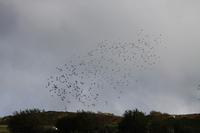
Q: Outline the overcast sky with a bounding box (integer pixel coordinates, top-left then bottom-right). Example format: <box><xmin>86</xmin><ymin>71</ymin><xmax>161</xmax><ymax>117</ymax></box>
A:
<box><xmin>1</xmin><ymin>0</ymin><xmax>200</xmax><ymax>117</ymax></box>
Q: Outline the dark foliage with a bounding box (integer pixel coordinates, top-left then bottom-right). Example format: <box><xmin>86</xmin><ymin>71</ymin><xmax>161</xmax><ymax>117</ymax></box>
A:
<box><xmin>118</xmin><ymin>108</ymin><xmax>148</xmax><ymax>133</ymax></box>
<box><xmin>5</xmin><ymin>108</ymin><xmax>200</xmax><ymax>133</ymax></box>
<box><xmin>44</xmin><ymin>111</ymin><xmax>69</xmax><ymax>126</ymax></box>
<box><xmin>148</xmin><ymin>115</ymin><xmax>195</xmax><ymax>133</ymax></box>
<box><xmin>56</xmin><ymin>110</ymin><xmax>100</xmax><ymax>133</ymax></box>
<box><xmin>7</xmin><ymin>108</ymin><xmax>47</xmax><ymax>133</ymax></box>
<box><xmin>55</xmin><ymin>113</ymin><xmax>77</xmax><ymax>133</ymax></box>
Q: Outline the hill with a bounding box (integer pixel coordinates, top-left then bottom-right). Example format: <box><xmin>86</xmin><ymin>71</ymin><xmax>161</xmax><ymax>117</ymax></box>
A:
<box><xmin>0</xmin><ymin>111</ymin><xmax>122</xmax><ymax>126</ymax></box>
<box><xmin>2</xmin><ymin>111</ymin><xmax>200</xmax><ymax>133</ymax></box>
<box><xmin>2</xmin><ymin>111</ymin><xmax>200</xmax><ymax>125</ymax></box>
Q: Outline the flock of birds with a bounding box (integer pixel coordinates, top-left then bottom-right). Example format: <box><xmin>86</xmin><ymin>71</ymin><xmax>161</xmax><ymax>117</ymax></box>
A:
<box><xmin>46</xmin><ymin>30</ymin><xmax>166</xmax><ymax>108</ymax></box>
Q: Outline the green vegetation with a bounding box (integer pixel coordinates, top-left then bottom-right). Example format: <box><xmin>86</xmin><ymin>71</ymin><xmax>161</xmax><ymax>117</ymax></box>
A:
<box><xmin>118</xmin><ymin>109</ymin><xmax>148</xmax><ymax>133</ymax></box>
<box><xmin>7</xmin><ymin>108</ymin><xmax>47</xmax><ymax>133</ymax></box>
<box><xmin>0</xmin><ymin>125</ymin><xmax>9</xmax><ymax>133</ymax></box>
<box><xmin>1</xmin><ymin>108</ymin><xmax>200</xmax><ymax>133</ymax></box>
<box><xmin>55</xmin><ymin>110</ymin><xmax>120</xmax><ymax>133</ymax></box>
<box><xmin>55</xmin><ymin>110</ymin><xmax>99</xmax><ymax>133</ymax></box>
<box><xmin>146</xmin><ymin>111</ymin><xmax>200</xmax><ymax>133</ymax></box>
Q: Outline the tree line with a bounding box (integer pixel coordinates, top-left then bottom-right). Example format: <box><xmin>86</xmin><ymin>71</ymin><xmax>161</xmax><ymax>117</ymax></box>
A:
<box><xmin>6</xmin><ymin>108</ymin><xmax>200</xmax><ymax>133</ymax></box>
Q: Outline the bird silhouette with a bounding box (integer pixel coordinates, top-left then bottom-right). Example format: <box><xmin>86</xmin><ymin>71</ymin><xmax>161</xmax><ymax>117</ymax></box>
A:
<box><xmin>46</xmin><ymin>30</ymin><xmax>166</xmax><ymax>108</ymax></box>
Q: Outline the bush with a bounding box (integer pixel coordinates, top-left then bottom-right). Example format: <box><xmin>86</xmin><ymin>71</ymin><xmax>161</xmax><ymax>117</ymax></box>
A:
<box><xmin>56</xmin><ymin>110</ymin><xmax>100</xmax><ymax>133</ymax></box>
<box><xmin>55</xmin><ymin>114</ymin><xmax>77</xmax><ymax>133</ymax></box>
<box><xmin>8</xmin><ymin>108</ymin><xmax>47</xmax><ymax>133</ymax></box>
<box><xmin>118</xmin><ymin>108</ymin><xmax>148</xmax><ymax>133</ymax></box>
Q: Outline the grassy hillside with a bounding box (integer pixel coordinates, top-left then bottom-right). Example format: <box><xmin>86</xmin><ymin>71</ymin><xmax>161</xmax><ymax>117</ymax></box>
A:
<box><xmin>0</xmin><ymin>111</ymin><xmax>121</xmax><ymax>133</ymax></box>
<box><xmin>0</xmin><ymin>125</ymin><xmax>9</xmax><ymax>133</ymax></box>
<box><xmin>0</xmin><ymin>111</ymin><xmax>121</xmax><ymax>126</ymax></box>
<box><xmin>2</xmin><ymin>110</ymin><xmax>200</xmax><ymax>133</ymax></box>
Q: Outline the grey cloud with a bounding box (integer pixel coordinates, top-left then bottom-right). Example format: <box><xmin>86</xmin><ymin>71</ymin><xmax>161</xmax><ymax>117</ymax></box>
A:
<box><xmin>1</xmin><ymin>1</ymin><xmax>200</xmax><ymax>117</ymax></box>
<box><xmin>0</xmin><ymin>1</ymin><xmax>18</xmax><ymax>38</ymax></box>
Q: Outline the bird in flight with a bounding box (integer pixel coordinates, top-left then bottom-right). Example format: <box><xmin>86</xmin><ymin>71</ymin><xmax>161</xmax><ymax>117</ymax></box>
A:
<box><xmin>46</xmin><ymin>30</ymin><xmax>165</xmax><ymax>108</ymax></box>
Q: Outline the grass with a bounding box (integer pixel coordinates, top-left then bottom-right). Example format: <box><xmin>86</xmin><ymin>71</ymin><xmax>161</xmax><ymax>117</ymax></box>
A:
<box><xmin>0</xmin><ymin>125</ymin><xmax>10</xmax><ymax>133</ymax></box>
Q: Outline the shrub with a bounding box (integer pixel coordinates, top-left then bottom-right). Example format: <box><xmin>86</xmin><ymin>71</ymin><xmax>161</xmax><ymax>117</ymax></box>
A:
<box><xmin>118</xmin><ymin>108</ymin><xmax>148</xmax><ymax>133</ymax></box>
<box><xmin>56</xmin><ymin>110</ymin><xmax>99</xmax><ymax>133</ymax></box>
<box><xmin>8</xmin><ymin>108</ymin><xmax>47</xmax><ymax>133</ymax></box>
